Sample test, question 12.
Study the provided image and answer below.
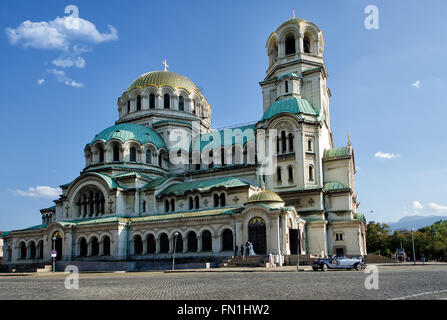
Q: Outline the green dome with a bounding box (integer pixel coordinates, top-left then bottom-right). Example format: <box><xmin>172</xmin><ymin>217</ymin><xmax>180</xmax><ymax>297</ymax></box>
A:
<box><xmin>246</xmin><ymin>189</ymin><xmax>284</xmax><ymax>204</ymax></box>
<box><xmin>261</xmin><ymin>97</ymin><xmax>317</xmax><ymax>121</ymax></box>
<box><xmin>90</xmin><ymin>123</ymin><xmax>166</xmax><ymax>149</ymax></box>
<box><xmin>127</xmin><ymin>71</ymin><xmax>203</xmax><ymax>97</ymax></box>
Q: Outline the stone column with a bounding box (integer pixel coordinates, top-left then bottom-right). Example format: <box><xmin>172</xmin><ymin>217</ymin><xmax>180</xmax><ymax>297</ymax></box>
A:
<box><xmin>155</xmin><ymin>238</ymin><xmax>160</xmax><ymax>254</ymax></box>
<box><xmin>64</xmin><ymin>229</ymin><xmax>73</xmax><ymax>261</ymax></box>
<box><xmin>212</xmin><ymin>235</ymin><xmax>220</xmax><ymax>254</ymax></box>
<box><xmin>169</xmin><ymin>235</ymin><xmax>174</xmax><ymax>253</ymax></box>
<box><xmin>197</xmin><ymin>236</ymin><xmax>202</xmax><ymax>252</ymax></box>
<box><xmin>142</xmin><ymin>237</ymin><xmax>147</xmax><ymax>255</ymax></box>
<box><xmin>134</xmin><ymin>190</ymin><xmax>140</xmax><ymax>217</ymax></box>
<box><xmin>297</xmin><ymin>34</ymin><xmax>303</xmax><ymax>53</ymax></box>
<box><xmin>117</xmin><ymin>222</ymin><xmax>129</xmax><ymax>260</ymax></box>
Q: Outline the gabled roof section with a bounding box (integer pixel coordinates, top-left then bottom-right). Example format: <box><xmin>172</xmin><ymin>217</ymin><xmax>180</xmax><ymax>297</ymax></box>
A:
<box><xmin>158</xmin><ymin>176</ymin><xmax>252</xmax><ymax>197</ymax></box>
<box><xmin>323</xmin><ymin>146</ymin><xmax>350</xmax><ymax>160</ymax></box>
<box><xmin>323</xmin><ymin>181</ymin><xmax>350</xmax><ymax>192</ymax></box>
<box><xmin>261</xmin><ymin>97</ymin><xmax>317</xmax><ymax>121</ymax></box>
<box><xmin>191</xmin><ymin>124</ymin><xmax>256</xmax><ymax>153</ymax></box>
<box><xmin>142</xmin><ymin>177</ymin><xmax>177</xmax><ymax>190</ymax></box>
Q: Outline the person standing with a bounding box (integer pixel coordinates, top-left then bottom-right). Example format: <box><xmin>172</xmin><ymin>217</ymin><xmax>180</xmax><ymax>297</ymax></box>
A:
<box><xmin>268</xmin><ymin>251</ymin><xmax>274</xmax><ymax>267</ymax></box>
<box><xmin>240</xmin><ymin>243</ymin><xmax>245</xmax><ymax>260</ymax></box>
<box><xmin>234</xmin><ymin>243</ymin><xmax>239</xmax><ymax>257</ymax></box>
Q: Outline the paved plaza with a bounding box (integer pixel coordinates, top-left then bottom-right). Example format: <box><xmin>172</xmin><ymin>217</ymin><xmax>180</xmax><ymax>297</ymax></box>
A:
<box><xmin>0</xmin><ymin>264</ymin><xmax>446</xmax><ymax>300</ymax></box>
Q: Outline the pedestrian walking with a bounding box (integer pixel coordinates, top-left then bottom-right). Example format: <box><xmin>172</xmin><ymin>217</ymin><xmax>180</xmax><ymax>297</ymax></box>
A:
<box><xmin>240</xmin><ymin>243</ymin><xmax>245</xmax><ymax>260</ymax></box>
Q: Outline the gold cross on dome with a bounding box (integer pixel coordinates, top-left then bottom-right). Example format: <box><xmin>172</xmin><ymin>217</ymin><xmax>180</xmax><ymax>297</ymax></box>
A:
<box><xmin>162</xmin><ymin>59</ymin><xmax>169</xmax><ymax>71</ymax></box>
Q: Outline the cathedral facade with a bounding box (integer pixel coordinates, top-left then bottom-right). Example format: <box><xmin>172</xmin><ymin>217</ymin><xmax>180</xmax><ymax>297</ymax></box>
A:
<box><xmin>2</xmin><ymin>17</ymin><xmax>367</xmax><ymax>270</ymax></box>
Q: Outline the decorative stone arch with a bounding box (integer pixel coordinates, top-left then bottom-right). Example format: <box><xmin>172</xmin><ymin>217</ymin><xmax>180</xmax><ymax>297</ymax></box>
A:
<box><xmin>142</xmin><ymin>142</ymin><xmax>158</xmax><ymax>165</ymax></box>
<box><xmin>300</xmin><ymin>24</ymin><xmax>321</xmax><ymax>55</ymax></box>
<box><xmin>123</xmin><ymin>139</ymin><xmax>143</xmax><ymax>163</ymax></box>
<box><xmin>189</xmin><ymin>93</ymin><xmax>202</xmax><ymax>115</ymax></box>
<box><xmin>105</xmin><ymin>138</ymin><xmax>124</xmax><ymax>162</ymax></box>
<box><xmin>17</xmin><ymin>240</ymin><xmax>27</xmax><ymax>259</ymax></box>
<box><xmin>185</xmin><ymin>229</ymin><xmax>199</xmax><ymax>252</ymax></box>
<box><xmin>91</xmin><ymin>140</ymin><xmax>106</xmax><ymax>164</ymax></box>
<box><xmin>266</xmin><ymin>32</ymin><xmax>279</xmax><ymax>65</ymax></box>
<box><xmin>142</xmin><ymin>86</ymin><xmax>159</xmax><ymax>109</ymax></box>
<box><xmin>68</xmin><ymin>177</ymin><xmax>109</xmax><ymax>218</ymax></box>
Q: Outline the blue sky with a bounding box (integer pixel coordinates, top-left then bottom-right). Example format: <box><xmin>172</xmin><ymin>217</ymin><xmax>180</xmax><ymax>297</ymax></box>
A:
<box><xmin>1</xmin><ymin>0</ymin><xmax>447</xmax><ymax>230</ymax></box>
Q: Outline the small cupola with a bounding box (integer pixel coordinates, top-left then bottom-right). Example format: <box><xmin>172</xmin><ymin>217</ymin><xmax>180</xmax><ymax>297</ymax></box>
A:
<box><xmin>277</xmin><ymin>73</ymin><xmax>302</xmax><ymax>98</ymax></box>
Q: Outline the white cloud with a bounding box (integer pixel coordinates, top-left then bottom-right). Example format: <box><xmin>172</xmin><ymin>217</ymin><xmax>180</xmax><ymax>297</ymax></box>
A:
<box><xmin>428</xmin><ymin>202</ymin><xmax>447</xmax><ymax>213</ymax></box>
<box><xmin>47</xmin><ymin>69</ymin><xmax>84</xmax><ymax>88</ymax></box>
<box><xmin>412</xmin><ymin>80</ymin><xmax>421</xmax><ymax>88</ymax></box>
<box><xmin>52</xmin><ymin>56</ymin><xmax>85</xmax><ymax>68</ymax></box>
<box><xmin>13</xmin><ymin>186</ymin><xmax>62</xmax><ymax>198</ymax></box>
<box><xmin>374</xmin><ymin>151</ymin><xmax>400</xmax><ymax>159</ymax></box>
<box><xmin>5</xmin><ymin>16</ymin><xmax>118</xmax><ymax>51</ymax></box>
<box><xmin>37</xmin><ymin>79</ymin><xmax>45</xmax><ymax>85</ymax></box>
<box><xmin>412</xmin><ymin>201</ymin><xmax>423</xmax><ymax>210</ymax></box>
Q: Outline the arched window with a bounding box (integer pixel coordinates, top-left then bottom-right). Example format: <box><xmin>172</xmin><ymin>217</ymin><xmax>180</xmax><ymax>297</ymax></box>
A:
<box><xmin>189</xmin><ymin>197</ymin><xmax>194</xmax><ymax>210</ymax></box>
<box><xmin>187</xmin><ymin>232</ymin><xmax>198</xmax><ymax>252</ymax></box>
<box><xmin>309</xmin><ymin>165</ymin><xmax>314</xmax><ymax>181</ymax></box>
<box><xmin>221</xmin><ymin>148</ymin><xmax>226</xmax><ymax>166</ymax></box>
<box><xmin>179</xmin><ymin>96</ymin><xmax>184</xmax><ymax>111</ymax></box>
<box><xmin>91</xmin><ymin>237</ymin><xmax>99</xmax><ymax>256</ymax></box>
<box><xmin>222</xmin><ymin>229</ymin><xmax>233</xmax><ymax>251</ymax></box>
<box><xmin>285</xmin><ymin>80</ymin><xmax>289</xmax><ymax>93</ymax></box>
<box><xmin>142</xmin><ymin>201</ymin><xmax>146</xmax><ymax>212</ymax></box>
<box><xmin>285</xmin><ymin>34</ymin><xmax>296</xmax><ymax>55</ymax></box>
<box><xmin>213</xmin><ymin>194</ymin><xmax>219</xmax><ymax>208</ymax></box>
<box><xmin>147</xmin><ymin>234</ymin><xmax>156</xmax><ymax>254</ymax></box>
<box><xmin>307</xmin><ymin>139</ymin><xmax>312</xmax><ymax>152</ymax></box>
<box><xmin>136</xmin><ymin>95</ymin><xmax>141</xmax><ymax>111</ymax></box>
<box><xmin>29</xmin><ymin>242</ymin><xmax>36</xmax><ymax>259</ymax></box>
<box><xmin>209</xmin><ymin>150</ymin><xmax>214</xmax><ymax>169</ymax></box>
<box><xmin>288</xmin><ymin>166</ymin><xmax>294</xmax><ymax>181</ymax></box>
<box><xmin>192</xmin><ymin>100</ymin><xmax>196</xmax><ymax>114</ymax></box>
<box><xmin>160</xmin><ymin>233</ymin><xmax>169</xmax><ymax>253</ymax></box>
<box><xmin>170</xmin><ymin>199</ymin><xmax>175</xmax><ymax>212</ymax></box>
<box><xmin>99</xmin><ymin>146</ymin><xmax>104</xmax><ymax>163</ymax></box>
<box><xmin>164</xmin><ymin>94</ymin><xmax>170</xmax><ymax>109</ymax></box>
<box><xmin>79</xmin><ymin>238</ymin><xmax>87</xmax><ymax>257</ymax></box>
<box><xmin>127</xmin><ymin>100</ymin><xmax>130</xmax><ymax>113</ymax></box>
<box><xmin>194</xmin><ymin>196</ymin><xmax>199</xmax><ymax>209</ymax></box>
<box><xmin>130</xmin><ymin>146</ymin><xmax>137</xmax><ymax>162</ymax></box>
<box><xmin>146</xmin><ymin>149</ymin><xmax>152</xmax><ymax>164</ymax></box>
<box><xmin>164</xmin><ymin>199</ymin><xmax>170</xmax><ymax>213</ymax></box>
<box><xmin>134</xmin><ymin>235</ymin><xmax>143</xmax><ymax>255</ymax></box>
<box><xmin>303</xmin><ymin>35</ymin><xmax>311</xmax><ymax>53</ymax></box>
<box><xmin>288</xmin><ymin>133</ymin><xmax>294</xmax><ymax>152</ymax></box>
<box><xmin>19</xmin><ymin>242</ymin><xmax>26</xmax><ymax>259</ymax></box>
<box><xmin>103</xmin><ymin>236</ymin><xmax>111</xmax><ymax>256</ymax></box>
<box><xmin>202</xmin><ymin>230</ymin><xmax>212</xmax><ymax>251</ymax></box>
<box><xmin>220</xmin><ymin>193</ymin><xmax>226</xmax><ymax>207</ymax></box>
<box><xmin>281</xmin><ymin>131</ymin><xmax>287</xmax><ymax>153</ymax></box>
<box><xmin>149</xmin><ymin>93</ymin><xmax>155</xmax><ymax>109</ymax></box>
<box><xmin>113</xmin><ymin>145</ymin><xmax>120</xmax><ymax>162</ymax></box>
<box><xmin>277</xmin><ymin>167</ymin><xmax>282</xmax><ymax>183</ymax></box>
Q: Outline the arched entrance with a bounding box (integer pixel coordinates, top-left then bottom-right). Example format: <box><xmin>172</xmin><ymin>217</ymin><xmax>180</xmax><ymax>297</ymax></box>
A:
<box><xmin>52</xmin><ymin>231</ymin><xmax>63</xmax><ymax>261</ymax></box>
<box><xmin>248</xmin><ymin>217</ymin><xmax>267</xmax><ymax>255</ymax></box>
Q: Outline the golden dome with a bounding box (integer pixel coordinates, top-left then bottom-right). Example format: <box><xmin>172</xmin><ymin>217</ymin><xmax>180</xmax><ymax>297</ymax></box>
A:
<box><xmin>127</xmin><ymin>71</ymin><xmax>203</xmax><ymax>98</ymax></box>
<box><xmin>246</xmin><ymin>189</ymin><xmax>284</xmax><ymax>204</ymax></box>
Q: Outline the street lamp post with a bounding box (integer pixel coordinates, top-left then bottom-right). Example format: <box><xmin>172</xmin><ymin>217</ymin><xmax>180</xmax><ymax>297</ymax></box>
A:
<box><xmin>411</xmin><ymin>228</ymin><xmax>416</xmax><ymax>265</ymax></box>
<box><xmin>172</xmin><ymin>232</ymin><xmax>179</xmax><ymax>271</ymax></box>
<box><xmin>52</xmin><ymin>236</ymin><xmax>56</xmax><ymax>272</ymax></box>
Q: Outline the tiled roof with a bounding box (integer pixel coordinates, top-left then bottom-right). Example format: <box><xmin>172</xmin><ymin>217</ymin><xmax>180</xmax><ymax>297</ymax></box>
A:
<box><xmin>323</xmin><ymin>181</ymin><xmax>350</xmax><ymax>192</ymax></box>
<box><xmin>158</xmin><ymin>176</ymin><xmax>251</xmax><ymax>196</ymax></box>
<box><xmin>323</xmin><ymin>146</ymin><xmax>350</xmax><ymax>160</ymax></box>
<box><xmin>261</xmin><ymin>97</ymin><xmax>317</xmax><ymax>121</ymax></box>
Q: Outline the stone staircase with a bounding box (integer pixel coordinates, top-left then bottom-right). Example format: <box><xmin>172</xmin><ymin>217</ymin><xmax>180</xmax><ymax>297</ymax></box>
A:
<box><xmin>219</xmin><ymin>255</ymin><xmax>267</xmax><ymax>268</ymax></box>
<box><xmin>365</xmin><ymin>254</ymin><xmax>396</xmax><ymax>264</ymax></box>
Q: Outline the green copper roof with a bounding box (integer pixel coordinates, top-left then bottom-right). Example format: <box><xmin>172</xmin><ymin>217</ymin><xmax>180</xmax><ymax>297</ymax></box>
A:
<box><xmin>127</xmin><ymin>71</ymin><xmax>203</xmax><ymax>98</ymax></box>
<box><xmin>246</xmin><ymin>189</ymin><xmax>284</xmax><ymax>204</ymax></box>
<box><xmin>158</xmin><ymin>176</ymin><xmax>251</xmax><ymax>196</ymax></box>
<box><xmin>323</xmin><ymin>146</ymin><xmax>350</xmax><ymax>160</ymax></box>
<box><xmin>90</xmin><ymin>123</ymin><xmax>166</xmax><ymax>149</ymax></box>
<box><xmin>323</xmin><ymin>181</ymin><xmax>350</xmax><ymax>192</ymax></box>
<box><xmin>261</xmin><ymin>97</ymin><xmax>317</xmax><ymax>121</ymax></box>
<box><xmin>142</xmin><ymin>177</ymin><xmax>175</xmax><ymax>190</ymax></box>
<box><xmin>192</xmin><ymin>124</ymin><xmax>256</xmax><ymax>152</ymax></box>
<box><xmin>354</xmin><ymin>213</ymin><xmax>366</xmax><ymax>223</ymax></box>
<box><xmin>278</xmin><ymin>72</ymin><xmax>300</xmax><ymax>81</ymax></box>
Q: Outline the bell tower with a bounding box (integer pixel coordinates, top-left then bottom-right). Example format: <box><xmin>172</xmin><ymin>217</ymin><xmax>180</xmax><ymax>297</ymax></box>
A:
<box><xmin>260</xmin><ymin>15</ymin><xmax>330</xmax><ymax>127</ymax></box>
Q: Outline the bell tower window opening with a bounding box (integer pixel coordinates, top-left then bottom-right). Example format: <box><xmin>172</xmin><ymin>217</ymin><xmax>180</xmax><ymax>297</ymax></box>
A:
<box><xmin>164</xmin><ymin>94</ymin><xmax>170</xmax><ymax>109</ymax></box>
<box><xmin>308</xmin><ymin>165</ymin><xmax>314</xmax><ymax>181</ymax></box>
<box><xmin>285</xmin><ymin>34</ymin><xmax>296</xmax><ymax>55</ymax></box>
<box><xmin>136</xmin><ymin>95</ymin><xmax>141</xmax><ymax>111</ymax></box>
<box><xmin>113</xmin><ymin>145</ymin><xmax>120</xmax><ymax>162</ymax></box>
<box><xmin>277</xmin><ymin>167</ymin><xmax>282</xmax><ymax>183</ymax></box>
<box><xmin>288</xmin><ymin>166</ymin><xmax>294</xmax><ymax>182</ymax></box>
<box><xmin>179</xmin><ymin>96</ymin><xmax>184</xmax><ymax>111</ymax></box>
<box><xmin>288</xmin><ymin>133</ymin><xmax>294</xmax><ymax>152</ymax></box>
<box><xmin>281</xmin><ymin>131</ymin><xmax>287</xmax><ymax>153</ymax></box>
<box><xmin>99</xmin><ymin>146</ymin><xmax>104</xmax><ymax>163</ymax></box>
<box><xmin>285</xmin><ymin>80</ymin><xmax>289</xmax><ymax>93</ymax></box>
<box><xmin>303</xmin><ymin>35</ymin><xmax>311</xmax><ymax>54</ymax></box>
<box><xmin>149</xmin><ymin>93</ymin><xmax>155</xmax><ymax>109</ymax></box>
<box><xmin>307</xmin><ymin>139</ymin><xmax>313</xmax><ymax>152</ymax></box>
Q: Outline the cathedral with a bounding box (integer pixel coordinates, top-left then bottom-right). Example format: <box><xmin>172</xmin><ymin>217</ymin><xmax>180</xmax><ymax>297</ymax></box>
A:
<box><xmin>2</xmin><ymin>16</ymin><xmax>367</xmax><ymax>270</ymax></box>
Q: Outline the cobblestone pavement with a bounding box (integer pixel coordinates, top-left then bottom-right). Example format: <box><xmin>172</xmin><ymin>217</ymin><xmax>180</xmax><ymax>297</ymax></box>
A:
<box><xmin>0</xmin><ymin>264</ymin><xmax>446</xmax><ymax>300</ymax></box>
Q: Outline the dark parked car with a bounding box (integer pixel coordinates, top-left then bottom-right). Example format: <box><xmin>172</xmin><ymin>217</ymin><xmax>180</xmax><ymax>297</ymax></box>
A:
<box><xmin>312</xmin><ymin>256</ymin><xmax>366</xmax><ymax>271</ymax></box>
